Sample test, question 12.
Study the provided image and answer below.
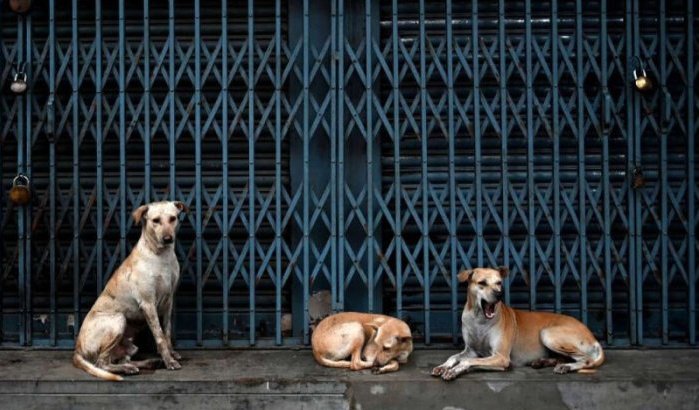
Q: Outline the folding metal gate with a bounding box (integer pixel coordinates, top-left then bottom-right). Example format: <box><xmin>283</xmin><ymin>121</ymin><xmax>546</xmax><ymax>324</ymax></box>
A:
<box><xmin>1</xmin><ymin>0</ymin><xmax>696</xmax><ymax>348</ymax></box>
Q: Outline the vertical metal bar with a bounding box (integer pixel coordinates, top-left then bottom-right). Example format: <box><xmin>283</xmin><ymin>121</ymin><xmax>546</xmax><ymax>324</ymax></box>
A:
<box><xmin>601</xmin><ymin>0</ymin><xmax>614</xmax><ymax>345</ymax></box>
<box><xmin>49</xmin><ymin>0</ymin><xmax>57</xmax><ymax>346</ymax></box>
<box><xmin>391</xmin><ymin>0</ymin><xmax>402</xmax><ymax>321</ymax></box>
<box><xmin>473</xmin><ymin>0</ymin><xmax>483</xmax><ymax>268</ymax></box>
<box><xmin>576</xmin><ymin>0</ymin><xmax>587</xmax><ymax>324</ymax></box>
<box><xmin>499</xmin><ymin>0</ymin><xmax>510</xmax><ymax>305</ymax></box>
<box><xmin>659</xmin><ymin>0</ymin><xmax>668</xmax><ymax>345</ymax></box>
<box><xmin>24</xmin><ymin>3</ymin><xmax>33</xmax><ymax>347</ymax></box>
<box><xmin>247</xmin><ymin>0</ymin><xmax>256</xmax><ymax>345</ymax></box>
<box><xmin>71</xmin><ymin>0</ymin><xmax>80</xmax><ymax>341</ymax></box>
<box><xmin>274</xmin><ymin>0</ymin><xmax>282</xmax><ymax>345</ymax></box>
<box><xmin>166</xmin><ymin>0</ymin><xmax>177</xmax><ymax>343</ymax></box>
<box><xmin>625</xmin><ymin>0</ymin><xmax>637</xmax><ymax>344</ymax></box>
<box><xmin>168</xmin><ymin>0</ymin><xmax>176</xmax><ymax>199</ymax></box>
<box><xmin>632</xmin><ymin>0</ymin><xmax>643</xmax><ymax>344</ymax></box>
<box><xmin>552</xmin><ymin>0</ymin><xmax>561</xmax><ymax>314</ymax></box>
<box><xmin>419</xmin><ymin>0</ymin><xmax>430</xmax><ymax>344</ymax></box>
<box><xmin>526</xmin><ymin>0</ymin><xmax>536</xmax><ymax>311</ymax></box>
<box><xmin>446</xmin><ymin>0</ymin><xmax>457</xmax><ymax>343</ymax></box>
<box><xmin>303</xmin><ymin>0</ymin><xmax>311</xmax><ymax>344</ymax></box>
<box><xmin>194</xmin><ymin>0</ymin><xmax>203</xmax><ymax>346</ymax></box>
<box><xmin>687</xmin><ymin>0</ymin><xmax>696</xmax><ymax>346</ymax></box>
<box><xmin>119</xmin><ymin>0</ymin><xmax>126</xmax><ymax>261</ymax></box>
<box><xmin>330</xmin><ymin>0</ymin><xmax>338</xmax><ymax>315</ymax></box>
<box><xmin>17</xmin><ymin>11</ymin><xmax>26</xmax><ymax>346</ymax></box>
<box><xmin>0</xmin><ymin>17</ymin><xmax>4</xmax><ymax>342</ymax></box>
<box><xmin>0</xmin><ymin>17</ymin><xmax>3</xmax><ymax>344</ymax></box>
<box><xmin>365</xmin><ymin>0</ymin><xmax>375</xmax><ymax>311</ymax></box>
<box><xmin>144</xmin><ymin>0</ymin><xmax>151</xmax><ymax>203</ymax></box>
<box><xmin>94</xmin><ymin>0</ymin><xmax>103</xmax><ymax>324</ymax></box>
<box><xmin>221</xmin><ymin>0</ymin><xmax>229</xmax><ymax>346</ymax></box>
<box><xmin>338</xmin><ymin>0</ymin><xmax>346</xmax><ymax>312</ymax></box>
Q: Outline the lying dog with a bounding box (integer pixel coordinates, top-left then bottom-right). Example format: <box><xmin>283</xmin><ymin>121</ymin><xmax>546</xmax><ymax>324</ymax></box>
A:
<box><xmin>73</xmin><ymin>201</ymin><xmax>188</xmax><ymax>381</ymax></box>
<box><xmin>432</xmin><ymin>267</ymin><xmax>604</xmax><ymax>381</ymax></box>
<box><xmin>312</xmin><ymin>312</ymin><xmax>413</xmax><ymax>374</ymax></box>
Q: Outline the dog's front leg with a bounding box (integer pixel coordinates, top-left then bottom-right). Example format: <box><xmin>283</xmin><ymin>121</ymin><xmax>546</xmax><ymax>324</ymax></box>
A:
<box><xmin>431</xmin><ymin>348</ymin><xmax>476</xmax><ymax>377</ymax></box>
<box><xmin>372</xmin><ymin>360</ymin><xmax>399</xmax><ymax>374</ymax></box>
<box><xmin>141</xmin><ymin>302</ymin><xmax>181</xmax><ymax>370</ymax></box>
<box><xmin>161</xmin><ymin>299</ymin><xmax>181</xmax><ymax>360</ymax></box>
<box><xmin>441</xmin><ymin>354</ymin><xmax>510</xmax><ymax>381</ymax></box>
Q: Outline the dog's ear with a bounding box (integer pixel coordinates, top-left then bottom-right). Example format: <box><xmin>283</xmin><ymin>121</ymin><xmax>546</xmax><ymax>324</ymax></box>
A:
<box><xmin>383</xmin><ymin>336</ymin><xmax>398</xmax><ymax>349</ymax></box>
<box><xmin>497</xmin><ymin>266</ymin><xmax>509</xmax><ymax>279</ymax></box>
<box><xmin>173</xmin><ymin>201</ymin><xmax>189</xmax><ymax>214</ymax></box>
<box><xmin>363</xmin><ymin>323</ymin><xmax>380</xmax><ymax>339</ymax></box>
<box><xmin>132</xmin><ymin>205</ymin><xmax>149</xmax><ymax>225</ymax></box>
<box><xmin>457</xmin><ymin>269</ymin><xmax>474</xmax><ymax>283</ymax></box>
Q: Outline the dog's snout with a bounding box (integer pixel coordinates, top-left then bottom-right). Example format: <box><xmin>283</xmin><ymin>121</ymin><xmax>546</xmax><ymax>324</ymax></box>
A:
<box><xmin>494</xmin><ymin>290</ymin><xmax>504</xmax><ymax>301</ymax></box>
<box><xmin>163</xmin><ymin>235</ymin><xmax>174</xmax><ymax>244</ymax></box>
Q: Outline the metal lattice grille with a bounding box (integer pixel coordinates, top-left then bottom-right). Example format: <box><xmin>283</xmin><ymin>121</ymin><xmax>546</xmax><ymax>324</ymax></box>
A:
<box><xmin>1</xmin><ymin>0</ymin><xmax>697</xmax><ymax>348</ymax></box>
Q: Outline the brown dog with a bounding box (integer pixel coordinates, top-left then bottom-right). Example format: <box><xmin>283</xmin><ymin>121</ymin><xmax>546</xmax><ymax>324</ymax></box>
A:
<box><xmin>73</xmin><ymin>201</ymin><xmax>187</xmax><ymax>381</ymax></box>
<box><xmin>432</xmin><ymin>267</ymin><xmax>604</xmax><ymax>381</ymax></box>
<box><xmin>312</xmin><ymin>312</ymin><xmax>413</xmax><ymax>374</ymax></box>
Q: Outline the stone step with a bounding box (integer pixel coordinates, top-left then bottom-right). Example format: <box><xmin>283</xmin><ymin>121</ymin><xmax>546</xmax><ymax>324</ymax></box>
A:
<box><xmin>1</xmin><ymin>349</ymin><xmax>697</xmax><ymax>410</ymax></box>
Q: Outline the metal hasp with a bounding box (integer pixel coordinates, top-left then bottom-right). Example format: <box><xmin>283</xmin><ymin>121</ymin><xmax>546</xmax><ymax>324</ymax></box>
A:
<box><xmin>0</xmin><ymin>0</ymin><xmax>696</xmax><ymax>349</ymax></box>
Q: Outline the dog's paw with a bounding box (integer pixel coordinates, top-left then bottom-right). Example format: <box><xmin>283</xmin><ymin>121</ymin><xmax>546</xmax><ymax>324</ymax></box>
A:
<box><xmin>123</xmin><ymin>364</ymin><xmax>140</xmax><ymax>375</ymax></box>
<box><xmin>553</xmin><ymin>363</ymin><xmax>571</xmax><ymax>374</ymax></box>
<box><xmin>371</xmin><ymin>367</ymin><xmax>382</xmax><ymax>375</ymax></box>
<box><xmin>171</xmin><ymin>350</ymin><xmax>182</xmax><ymax>361</ymax></box>
<box><xmin>165</xmin><ymin>359</ymin><xmax>182</xmax><ymax>370</ymax></box>
<box><xmin>431</xmin><ymin>365</ymin><xmax>447</xmax><ymax>377</ymax></box>
<box><xmin>441</xmin><ymin>369</ymin><xmax>459</xmax><ymax>381</ymax></box>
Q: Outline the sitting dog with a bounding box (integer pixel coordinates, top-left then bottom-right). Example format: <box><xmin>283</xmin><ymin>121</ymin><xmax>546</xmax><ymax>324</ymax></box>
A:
<box><xmin>432</xmin><ymin>267</ymin><xmax>604</xmax><ymax>381</ymax></box>
<box><xmin>73</xmin><ymin>201</ymin><xmax>188</xmax><ymax>381</ymax></box>
<box><xmin>312</xmin><ymin>312</ymin><xmax>413</xmax><ymax>374</ymax></box>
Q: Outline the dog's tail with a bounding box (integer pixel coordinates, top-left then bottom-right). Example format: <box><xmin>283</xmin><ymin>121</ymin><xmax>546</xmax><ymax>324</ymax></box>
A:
<box><xmin>73</xmin><ymin>353</ymin><xmax>123</xmax><ymax>381</ymax></box>
<box><xmin>578</xmin><ymin>342</ymin><xmax>605</xmax><ymax>374</ymax></box>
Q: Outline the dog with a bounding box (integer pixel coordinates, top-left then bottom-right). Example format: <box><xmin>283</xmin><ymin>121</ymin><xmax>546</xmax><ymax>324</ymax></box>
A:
<box><xmin>432</xmin><ymin>267</ymin><xmax>604</xmax><ymax>381</ymax></box>
<box><xmin>73</xmin><ymin>201</ymin><xmax>188</xmax><ymax>381</ymax></box>
<box><xmin>312</xmin><ymin>312</ymin><xmax>413</xmax><ymax>374</ymax></box>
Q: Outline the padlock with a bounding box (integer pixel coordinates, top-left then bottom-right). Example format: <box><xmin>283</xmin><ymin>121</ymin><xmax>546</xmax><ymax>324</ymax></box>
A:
<box><xmin>9</xmin><ymin>0</ymin><xmax>33</xmax><ymax>15</ymax></box>
<box><xmin>9</xmin><ymin>174</ymin><xmax>31</xmax><ymax>206</ymax></box>
<box><xmin>631</xmin><ymin>166</ymin><xmax>645</xmax><ymax>190</ymax></box>
<box><xmin>11</xmin><ymin>71</ymin><xmax>28</xmax><ymax>94</ymax></box>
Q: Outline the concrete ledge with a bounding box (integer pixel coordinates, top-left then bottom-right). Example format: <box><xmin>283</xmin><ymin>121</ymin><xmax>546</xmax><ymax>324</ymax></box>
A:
<box><xmin>1</xmin><ymin>349</ymin><xmax>698</xmax><ymax>409</ymax></box>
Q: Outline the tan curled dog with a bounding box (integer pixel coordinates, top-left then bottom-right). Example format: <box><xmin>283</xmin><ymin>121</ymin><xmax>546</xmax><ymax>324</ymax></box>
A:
<box><xmin>432</xmin><ymin>267</ymin><xmax>604</xmax><ymax>381</ymax></box>
<box><xmin>312</xmin><ymin>312</ymin><xmax>413</xmax><ymax>374</ymax></box>
<box><xmin>73</xmin><ymin>201</ymin><xmax>188</xmax><ymax>381</ymax></box>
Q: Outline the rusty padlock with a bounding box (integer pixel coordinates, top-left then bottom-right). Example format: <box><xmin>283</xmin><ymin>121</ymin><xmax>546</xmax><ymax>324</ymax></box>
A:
<box><xmin>631</xmin><ymin>166</ymin><xmax>645</xmax><ymax>190</ymax></box>
<box><xmin>9</xmin><ymin>174</ymin><xmax>31</xmax><ymax>206</ymax></box>
<box><xmin>9</xmin><ymin>0</ymin><xmax>33</xmax><ymax>15</ymax></box>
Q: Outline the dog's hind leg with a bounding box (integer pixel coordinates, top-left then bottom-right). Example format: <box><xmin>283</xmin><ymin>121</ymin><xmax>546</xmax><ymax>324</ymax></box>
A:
<box><xmin>540</xmin><ymin>327</ymin><xmax>605</xmax><ymax>374</ymax></box>
<box><xmin>315</xmin><ymin>356</ymin><xmax>352</xmax><ymax>369</ymax></box>
<box><xmin>90</xmin><ymin>317</ymin><xmax>141</xmax><ymax>375</ymax></box>
<box><xmin>315</xmin><ymin>352</ymin><xmax>373</xmax><ymax>371</ymax></box>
